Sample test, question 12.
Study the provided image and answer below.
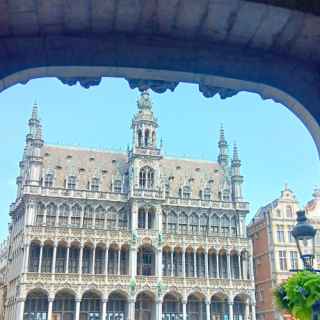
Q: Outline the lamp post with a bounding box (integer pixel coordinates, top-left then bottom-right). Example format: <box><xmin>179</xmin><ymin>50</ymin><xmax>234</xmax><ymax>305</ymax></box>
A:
<box><xmin>292</xmin><ymin>210</ymin><xmax>320</xmax><ymax>320</ymax></box>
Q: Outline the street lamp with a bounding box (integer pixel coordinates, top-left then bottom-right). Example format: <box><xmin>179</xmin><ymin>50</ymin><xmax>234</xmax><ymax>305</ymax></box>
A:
<box><xmin>292</xmin><ymin>210</ymin><xmax>317</xmax><ymax>271</ymax></box>
<box><xmin>292</xmin><ymin>210</ymin><xmax>320</xmax><ymax>320</ymax></box>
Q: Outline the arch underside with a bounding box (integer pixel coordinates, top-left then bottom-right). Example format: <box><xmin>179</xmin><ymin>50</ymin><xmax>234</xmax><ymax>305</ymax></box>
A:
<box><xmin>1</xmin><ymin>33</ymin><xmax>319</xmax><ymax>157</ymax></box>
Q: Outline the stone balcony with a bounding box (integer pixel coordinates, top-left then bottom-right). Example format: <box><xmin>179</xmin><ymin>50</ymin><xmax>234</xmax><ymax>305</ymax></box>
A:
<box><xmin>26</xmin><ymin>225</ymin><xmax>132</xmax><ymax>243</ymax></box>
<box><xmin>22</xmin><ymin>185</ymin><xmax>128</xmax><ymax>202</ymax></box>
<box><xmin>22</xmin><ymin>272</ymin><xmax>254</xmax><ymax>291</ymax></box>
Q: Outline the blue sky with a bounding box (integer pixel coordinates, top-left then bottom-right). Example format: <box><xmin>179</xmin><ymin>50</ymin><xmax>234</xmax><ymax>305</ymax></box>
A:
<box><xmin>0</xmin><ymin>78</ymin><xmax>319</xmax><ymax>240</ymax></box>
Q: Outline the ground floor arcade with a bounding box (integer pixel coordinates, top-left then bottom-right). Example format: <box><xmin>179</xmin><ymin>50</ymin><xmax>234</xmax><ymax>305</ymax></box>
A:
<box><xmin>17</xmin><ymin>289</ymin><xmax>254</xmax><ymax>320</ymax></box>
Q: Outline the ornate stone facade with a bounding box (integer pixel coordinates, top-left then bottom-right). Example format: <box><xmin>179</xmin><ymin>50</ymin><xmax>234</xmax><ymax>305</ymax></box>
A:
<box><xmin>5</xmin><ymin>92</ymin><xmax>255</xmax><ymax>320</ymax></box>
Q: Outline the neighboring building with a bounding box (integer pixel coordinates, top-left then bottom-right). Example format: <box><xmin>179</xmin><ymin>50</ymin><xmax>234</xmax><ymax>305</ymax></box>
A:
<box><xmin>4</xmin><ymin>92</ymin><xmax>255</xmax><ymax>320</ymax></box>
<box><xmin>0</xmin><ymin>238</ymin><xmax>8</xmax><ymax>320</ymax></box>
<box><xmin>248</xmin><ymin>186</ymin><xmax>320</xmax><ymax>320</ymax></box>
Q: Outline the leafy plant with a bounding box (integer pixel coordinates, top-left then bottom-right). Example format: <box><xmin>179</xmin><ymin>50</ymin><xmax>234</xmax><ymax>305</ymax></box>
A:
<box><xmin>274</xmin><ymin>271</ymin><xmax>320</xmax><ymax>320</ymax></box>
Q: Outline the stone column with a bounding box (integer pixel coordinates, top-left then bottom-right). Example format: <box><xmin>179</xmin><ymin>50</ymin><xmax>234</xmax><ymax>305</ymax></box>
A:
<box><xmin>38</xmin><ymin>244</ymin><xmax>43</xmax><ymax>273</ymax></box>
<box><xmin>205</xmin><ymin>250</ymin><xmax>209</xmax><ymax>279</ymax></box>
<box><xmin>146</xmin><ymin>211</ymin><xmax>149</xmax><ymax>230</ymax></box>
<box><xmin>128</xmin><ymin>298</ymin><xmax>135</xmax><ymax>320</ymax></box>
<box><xmin>157</xmin><ymin>206</ymin><xmax>163</xmax><ymax>231</ymax></box>
<box><xmin>227</xmin><ymin>253</ymin><xmax>231</xmax><ymax>279</ymax></box>
<box><xmin>79</xmin><ymin>245</ymin><xmax>83</xmax><ymax>275</ymax></box>
<box><xmin>118</xmin><ymin>248</ymin><xmax>121</xmax><ymax>275</ymax></box>
<box><xmin>242</xmin><ymin>255</ymin><xmax>247</xmax><ymax>280</ymax></box>
<box><xmin>23</xmin><ymin>242</ymin><xmax>30</xmax><ymax>273</ymax></box>
<box><xmin>229</xmin><ymin>301</ymin><xmax>234</xmax><ymax>320</ymax></box>
<box><xmin>238</xmin><ymin>254</ymin><xmax>242</xmax><ymax>279</ymax></box>
<box><xmin>15</xmin><ymin>298</ymin><xmax>25</xmax><ymax>320</ymax></box>
<box><xmin>216</xmin><ymin>253</ymin><xmax>219</xmax><ymax>278</ymax></box>
<box><xmin>92</xmin><ymin>245</ymin><xmax>96</xmax><ymax>274</ymax></box>
<box><xmin>102</xmin><ymin>298</ymin><xmax>107</xmax><ymax>320</ymax></box>
<box><xmin>193</xmin><ymin>251</ymin><xmax>197</xmax><ymax>277</ymax></box>
<box><xmin>244</xmin><ymin>301</ymin><xmax>250</xmax><ymax>320</ymax></box>
<box><xmin>249</xmin><ymin>255</ymin><xmax>254</xmax><ymax>281</ymax></box>
<box><xmin>157</xmin><ymin>247</ymin><xmax>162</xmax><ymax>278</ymax></box>
<box><xmin>130</xmin><ymin>246</ymin><xmax>137</xmax><ymax>277</ymax></box>
<box><xmin>105</xmin><ymin>246</ymin><xmax>109</xmax><ymax>276</ymax></box>
<box><xmin>66</xmin><ymin>245</ymin><xmax>70</xmax><ymax>273</ymax></box>
<box><xmin>182</xmin><ymin>249</ymin><xmax>186</xmax><ymax>277</ymax></box>
<box><xmin>206</xmin><ymin>299</ymin><xmax>210</xmax><ymax>320</ymax></box>
<box><xmin>171</xmin><ymin>250</ymin><xmax>174</xmax><ymax>277</ymax></box>
<box><xmin>251</xmin><ymin>303</ymin><xmax>256</xmax><ymax>320</ymax></box>
<box><xmin>52</xmin><ymin>243</ymin><xmax>57</xmax><ymax>273</ymax></box>
<box><xmin>75</xmin><ymin>298</ymin><xmax>81</xmax><ymax>320</ymax></box>
<box><xmin>48</xmin><ymin>298</ymin><xmax>54</xmax><ymax>320</ymax></box>
<box><xmin>156</xmin><ymin>299</ymin><xmax>162</xmax><ymax>320</ymax></box>
<box><xmin>182</xmin><ymin>300</ymin><xmax>187</xmax><ymax>320</ymax></box>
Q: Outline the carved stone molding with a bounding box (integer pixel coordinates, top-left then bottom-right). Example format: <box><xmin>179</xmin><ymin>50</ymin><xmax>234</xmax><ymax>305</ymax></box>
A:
<box><xmin>127</xmin><ymin>79</ymin><xmax>179</xmax><ymax>93</ymax></box>
<box><xmin>58</xmin><ymin>77</ymin><xmax>102</xmax><ymax>89</ymax></box>
<box><xmin>198</xmin><ymin>84</ymin><xmax>239</xmax><ymax>99</ymax></box>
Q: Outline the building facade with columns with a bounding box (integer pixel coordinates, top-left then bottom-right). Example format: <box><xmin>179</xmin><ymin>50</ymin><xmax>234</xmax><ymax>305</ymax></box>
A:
<box><xmin>247</xmin><ymin>187</ymin><xmax>320</xmax><ymax>320</ymax></box>
<box><xmin>5</xmin><ymin>92</ymin><xmax>255</xmax><ymax>320</ymax></box>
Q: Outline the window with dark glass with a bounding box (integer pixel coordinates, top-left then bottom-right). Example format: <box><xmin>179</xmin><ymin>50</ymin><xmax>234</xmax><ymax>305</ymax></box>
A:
<box><xmin>44</xmin><ymin>173</ymin><xmax>54</xmax><ymax>188</ymax></box>
<box><xmin>67</xmin><ymin>176</ymin><xmax>76</xmax><ymax>190</ymax></box>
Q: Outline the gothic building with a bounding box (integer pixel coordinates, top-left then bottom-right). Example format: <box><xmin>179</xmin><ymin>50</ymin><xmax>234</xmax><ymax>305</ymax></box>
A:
<box><xmin>5</xmin><ymin>92</ymin><xmax>255</xmax><ymax>320</ymax></box>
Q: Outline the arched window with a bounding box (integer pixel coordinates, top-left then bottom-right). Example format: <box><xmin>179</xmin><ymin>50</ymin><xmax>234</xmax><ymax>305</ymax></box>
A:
<box><xmin>119</xmin><ymin>208</ymin><xmax>128</xmax><ymax>230</ymax></box>
<box><xmin>46</xmin><ymin>203</ymin><xmax>57</xmax><ymax>226</ymax></box>
<box><xmin>183</xmin><ymin>186</ymin><xmax>191</xmax><ymax>199</ymax></box>
<box><xmin>67</xmin><ymin>176</ymin><xmax>76</xmax><ymax>190</ymax></box>
<box><xmin>144</xmin><ymin>129</ymin><xmax>150</xmax><ymax>146</ymax></box>
<box><xmin>71</xmin><ymin>204</ymin><xmax>81</xmax><ymax>227</ymax></box>
<box><xmin>107</xmin><ymin>207</ymin><xmax>117</xmax><ymax>229</ymax></box>
<box><xmin>179</xmin><ymin>212</ymin><xmax>188</xmax><ymax>234</ymax></box>
<box><xmin>190</xmin><ymin>213</ymin><xmax>199</xmax><ymax>233</ymax></box>
<box><xmin>139</xmin><ymin>166</ymin><xmax>154</xmax><ymax>189</ymax></box>
<box><xmin>200</xmin><ymin>214</ymin><xmax>208</xmax><ymax>234</ymax></box>
<box><xmin>138</xmin><ymin>208</ymin><xmax>146</xmax><ymax>229</ymax></box>
<box><xmin>221</xmin><ymin>216</ymin><xmax>230</xmax><ymax>235</ymax></box>
<box><xmin>168</xmin><ymin>211</ymin><xmax>178</xmax><ymax>233</ymax></box>
<box><xmin>59</xmin><ymin>204</ymin><xmax>69</xmax><ymax>226</ymax></box>
<box><xmin>137</xmin><ymin>129</ymin><xmax>142</xmax><ymax>147</ymax></box>
<box><xmin>83</xmin><ymin>206</ymin><xmax>93</xmax><ymax>228</ymax></box>
<box><xmin>36</xmin><ymin>203</ymin><xmax>45</xmax><ymax>225</ymax></box>
<box><xmin>203</xmin><ymin>188</ymin><xmax>211</xmax><ymax>201</ymax></box>
<box><xmin>231</xmin><ymin>216</ymin><xmax>238</xmax><ymax>236</ymax></box>
<box><xmin>95</xmin><ymin>206</ymin><xmax>106</xmax><ymax>229</ymax></box>
<box><xmin>152</xmin><ymin>131</ymin><xmax>156</xmax><ymax>146</ymax></box>
<box><xmin>91</xmin><ymin>178</ymin><xmax>100</xmax><ymax>192</ymax></box>
<box><xmin>114</xmin><ymin>180</ymin><xmax>122</xmax><ymax>193</ymax></box>
<box><xmin>286</xmin><ymin>205</ymin><xmax>293</xmax><ymax>218</ymax></box>
<box><xmin>210</xmin><ymin>214</ymin><xmax>220</xmax><ymax>234</ymax></box>
<box><xmin>44</xmin><ymin>173</ymin><xmax>53</xmax><ymax>188</ymax></box>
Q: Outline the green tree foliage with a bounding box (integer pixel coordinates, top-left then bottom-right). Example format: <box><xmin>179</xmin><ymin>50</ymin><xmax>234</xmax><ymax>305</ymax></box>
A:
<box><xmin>274</xmin><ymin>271</ymin><xmax>320</xmax><ymax>320</ymax></box>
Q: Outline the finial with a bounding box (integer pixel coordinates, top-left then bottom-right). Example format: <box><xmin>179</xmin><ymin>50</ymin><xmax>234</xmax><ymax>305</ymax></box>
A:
<box><xmin>233</xmin><ymin>142</ymin><xmax>239</xmax><ymax>160</ymax></box>
<box><xmin>31</xmin><ymin>101</ymin><xmax>38</xmax><ymax>120</ymax></box>
<box><xmin>313</xmin><ymin>186</ymin><xmax>320</xmax><ymax>199</ymax></box>
<box><xmin>137</xmin><ymin>90</ymin><xmax>152</xmax><ymax>110</ymax></box>
<box><xmin>220</xmin><ymin>124</ymin><xmax>225</xmax><ymax>141</ymax></box>
<box><xmin>284</xmin><ymin>182</ymin><xmax>288</xmax><ymax>191</ymax></box>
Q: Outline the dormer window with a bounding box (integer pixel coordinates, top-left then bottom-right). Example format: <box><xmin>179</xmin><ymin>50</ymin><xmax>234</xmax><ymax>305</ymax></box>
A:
<box><xmin>91</xmin><ymin>178</ymin><xmax>100</xmax><ymax>192</ymax></box>
<box><xmin>182</xmin><ymin>186</ymin><xmax>191</xmax><ymax>199</ymax></box>
<box><xmin>67</xmin><ymin>176</ymin><xmax>76</xmax><ymax>190</ymax></box>
<box><xmin>139</xmin><ymin>166</ymin><xmax>154</xmax><ymax>190</ymax></box>
<box><xmin>44</xmin><ymin>173</ymin><xmax>53</xmax><ymax>188</ymax></box>
<box><xmin>114</xmin><ymin>180</ymin><xmax>122</xmax><ymax>193</ymax></box>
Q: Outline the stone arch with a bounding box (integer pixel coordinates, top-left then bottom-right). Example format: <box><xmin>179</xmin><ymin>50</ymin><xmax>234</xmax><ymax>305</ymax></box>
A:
<box><xmin>187</xmin><ymin>291</ymin><xmax>207</xmax><ymax>320</ymax></box>
<box><xmin>162</xmin><ymin>291</ymin><xmax>183</xmax><ymax>317</ymax></box>
<box><xmin>135</xmin><ymin>290</ymin><xmax>156</xmax><ymax>320</ymax></box>
<box><xmin>107</xmin><ymin>290</ymin><xmax>129</xmax><ymax>319</ymax></box>
<box><xmin>24</xmin><ymin>289</ymin><xmax>49</xmax><ymax>320</ymax></box>
<box><xmin>211</xmin><ymin>292</ymin><xmax>230</xmax><ymax>320</ymax></box>
<box><xmin>53</xmin><ymin>288</ymin><xmax>77</xmax><ymax>319</ymax></box>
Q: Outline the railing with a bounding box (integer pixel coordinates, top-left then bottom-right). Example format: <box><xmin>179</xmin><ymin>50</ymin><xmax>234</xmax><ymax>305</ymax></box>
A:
<box><xmin>22</xmin><ymin>185</ymin><xmax>128</xmax><ymax>202</ymax></box>
<box><xmin>23</xmin><ymin>272</ymin><xmax>254</xmax><ymax>290</ymax></box>
<box><xmin>133</xmin><ymin>188</ymin><xmax>163</xmax><ymax>199</ymax></box>
<box><xmin>165</xmin><ymin>198</ymin><xmax>249</xmax><ymax>210</ymax></box>
<box><xmin>26</xmin><ymin>225</ymin><xmax>132</xmax><ymax>241</ymax></box>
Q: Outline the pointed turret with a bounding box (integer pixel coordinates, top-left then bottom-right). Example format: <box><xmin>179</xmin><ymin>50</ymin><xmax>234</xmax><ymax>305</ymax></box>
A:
<box><xmin>217</xmin><ymin>125</ymin><xmax>229</xmax><ymax>167</ymax></box>
<box><xmin>231</xmin><ymin>142</ymin><xmax>244</xmax><ymax>202</ymax></box>
<box><xmin>18</xmin><ymin>103</ymin><xmax>44</xmax><ymax>191</ymax></box>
